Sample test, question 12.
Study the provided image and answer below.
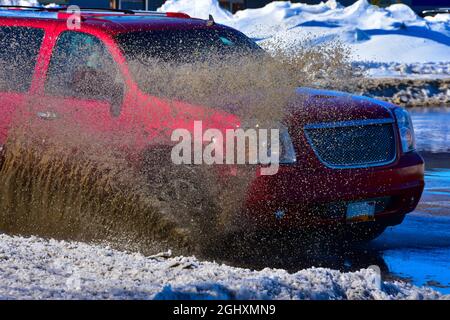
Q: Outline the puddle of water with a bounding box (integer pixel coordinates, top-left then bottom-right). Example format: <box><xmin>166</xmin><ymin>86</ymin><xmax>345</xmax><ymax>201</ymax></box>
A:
<box><xmin>383</xmin><ymin>248</ymin><xmax>450</xmax><ymax>293</ymax></box>
<box><xmin>410</xmin><ymin>107</ymin><xmax>450</xmax><ymax>153</ymax></box>
<box><xmin>370</xmin><ymin>110</ymin><xmax>450</xmax><ymax>294</ymax></box>
<box><xmin>374</xmin><ymin>211</ymin><xmax>450</xmax><ymax>294</ymax></box>
<box><xmin>420</xmin><ymin>168</ymin><xmax>450</xmax><ymax>214</ymax></box>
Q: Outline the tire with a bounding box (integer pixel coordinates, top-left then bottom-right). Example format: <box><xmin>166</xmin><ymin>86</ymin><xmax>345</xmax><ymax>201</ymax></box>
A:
<box><xmin>141</xmin><ymin>150</ymin><xmax>220</xmax><ymax>251</ymax></box>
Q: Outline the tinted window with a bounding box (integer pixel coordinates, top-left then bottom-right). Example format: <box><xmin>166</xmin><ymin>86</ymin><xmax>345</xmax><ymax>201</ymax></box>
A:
<box><xmin>0</xmin><ymin>26</ymin><xmax>44</xmax><ymax>92</ymax></box>
<box><xmin>45</xmin><ymin>31</ymin><xmax>122</xmax><ymax>101</ymax></box>
<box><xmin>116</xmin><ymin>28</ymin><xmax>263</xmax><ymax>64</ymax></box>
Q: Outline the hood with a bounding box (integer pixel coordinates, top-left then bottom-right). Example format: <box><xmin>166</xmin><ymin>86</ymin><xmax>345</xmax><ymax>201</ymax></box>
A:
<box><xmin>289</xmin><ymin>87</ymin><xmax>395</xmax><ymax>126</ymax></box>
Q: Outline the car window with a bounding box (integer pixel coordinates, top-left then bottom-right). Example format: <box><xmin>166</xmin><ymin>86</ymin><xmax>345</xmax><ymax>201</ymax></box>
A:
<box><xmin>115</xmin><ymin>28</ymin><xmax>263</xmax><ymax>96</ymax></box>
<box><xmin>116</xmin><ymin>28</ymin><xmax>263</xmax><ymax>65</ymax></box>
<box><xmin>45</xmin><ymin>31</ymin><xmax>123</xmax><ymax>101</ymax></box>
<box><xmin>0</xmin><ymin>26</ymin><xmax>44</xmax><ymax>92</ymax></box>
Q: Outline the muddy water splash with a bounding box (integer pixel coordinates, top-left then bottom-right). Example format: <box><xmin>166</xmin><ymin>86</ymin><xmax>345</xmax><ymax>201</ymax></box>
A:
<box><xmin>0</xmin><ymin>125</ymin><xmax>259</xmax><ymax>256</ymax></box>
<box><xmin>0</xmin><ymin>37</ymin><xmax>360</xmax><ymax>257</ymax></box>
<box><xmin>0</xmin><ymin>129</ymin><xmax>187</xmax><ymax>254</ymax></box>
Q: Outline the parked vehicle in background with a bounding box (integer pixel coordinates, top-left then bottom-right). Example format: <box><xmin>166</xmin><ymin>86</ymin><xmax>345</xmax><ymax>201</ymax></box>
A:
<box><xmin>421</xmin><ymin>8</ymin><xmax>450</xmax><ymax>17</ymax></box>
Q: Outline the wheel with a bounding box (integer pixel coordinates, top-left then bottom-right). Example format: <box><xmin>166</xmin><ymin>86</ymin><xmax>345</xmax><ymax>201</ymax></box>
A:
<box><xmin>141</xmin><ymin>150</ymin><xmax>221</xmax><ymax>252</ymax></box>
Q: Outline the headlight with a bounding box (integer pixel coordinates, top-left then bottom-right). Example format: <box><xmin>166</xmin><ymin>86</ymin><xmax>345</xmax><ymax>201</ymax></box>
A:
<box><xmin>394</xmin><ymin>108</ymin><xmax>416</xmax><ymax>153</ymax></box>
<box><xmin>265</xmin><ymin>126</ymin><xmax>297</xmax><ymax>164</ymax></box>
<box><xmin>239</xmin><ymin>122</ymin><xmax>297</xmax><ymax>165</ymax></box>
<box><xmin>278</xmin><ymin>127</ymin><xmax>297</xmax><ymax>163</ymax></box>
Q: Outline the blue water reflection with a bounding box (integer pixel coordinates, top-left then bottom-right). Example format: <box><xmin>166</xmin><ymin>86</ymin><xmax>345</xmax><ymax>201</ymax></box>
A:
<box><xmin>374</xmin><ymin>108</ymin><xmax>450</xmax><ymax>294</ymax></box>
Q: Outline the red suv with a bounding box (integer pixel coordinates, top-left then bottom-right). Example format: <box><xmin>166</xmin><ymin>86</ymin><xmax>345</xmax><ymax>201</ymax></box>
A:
<box><xmin>0</xmin><ymin>7</ymin><xmax>424</xmax><ymax>242</ymax></box>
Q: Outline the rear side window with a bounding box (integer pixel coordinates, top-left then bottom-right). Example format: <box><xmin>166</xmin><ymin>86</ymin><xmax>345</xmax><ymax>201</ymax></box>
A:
<box><xmin>0</xmin><ymin>26</ymin><xmax>44</xmax><ymax>92</ymax></box>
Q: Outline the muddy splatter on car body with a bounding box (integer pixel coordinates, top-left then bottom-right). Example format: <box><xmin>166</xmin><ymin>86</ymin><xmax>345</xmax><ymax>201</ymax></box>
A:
<box><xmin>0</xmin><ymin>7</ymin><xmax>424</xmax><ymax>258</ymax></box>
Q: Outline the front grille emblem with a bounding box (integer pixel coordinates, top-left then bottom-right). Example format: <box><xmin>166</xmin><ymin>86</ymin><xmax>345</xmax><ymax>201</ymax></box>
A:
<box><xmin>274</xmin><ymin>209</ymin><xmax>286</xmax><ymax>220</ymax></box>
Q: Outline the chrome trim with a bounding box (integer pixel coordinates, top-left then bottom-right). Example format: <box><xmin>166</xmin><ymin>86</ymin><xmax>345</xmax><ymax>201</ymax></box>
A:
<box><xmin>304</xmin><ymin>118</ymin><xmax>394</xmax><ymax>130</ymax></box>
<box><xmin>303</xmin><ymin>118</ymin><xmax>398</xmax><ymax>169</ymax></box>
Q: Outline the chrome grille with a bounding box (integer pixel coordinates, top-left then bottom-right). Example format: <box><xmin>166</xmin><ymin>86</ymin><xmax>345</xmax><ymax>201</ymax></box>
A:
<box><xmin>304</xmin><ymin>119</ymin><xmax>397</xmax><ymax>168</ymax></box>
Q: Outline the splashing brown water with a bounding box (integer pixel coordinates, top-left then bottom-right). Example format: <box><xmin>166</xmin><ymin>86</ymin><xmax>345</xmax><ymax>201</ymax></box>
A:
<box><xmin>0</xmin><ymin>125</ymin><xmax>262</xmax><ymax>256</ymax></box>
<box><xmin>0</xmin><ymin>128</ymin><xmax>182</xmax><ymax>254</ymax></box>
<box><xmin>0</xmin><ymin>34</ymin><xmax>361</xmax><ymax>257</ymax></box>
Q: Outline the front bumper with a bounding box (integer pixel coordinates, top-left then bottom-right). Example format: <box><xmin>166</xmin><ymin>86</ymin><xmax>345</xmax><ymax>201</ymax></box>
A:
<box><xmin>243</xmin><ymin>151</ymin><xmax>425</xmax><ymax>229</ymax></box>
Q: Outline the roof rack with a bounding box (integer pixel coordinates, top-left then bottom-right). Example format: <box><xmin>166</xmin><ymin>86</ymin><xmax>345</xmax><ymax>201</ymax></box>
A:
<box><xmin>67</xmin><ymin>7</ymin><xmax>136</xmax><ymax>15</ymax></box>
<box><xmin>0</xmin><ymin>5</ymin><xmax>191</xmax><ymax>20</ymax></box>
<box><xmin>73</xmin><ymin>8</ymin><xmax>190</xmax><ymax>19</ymax></box>
<box><xmin>0</xmin><ymin>5</ymin><xmax>135</xmax><ymax>14</ymax></box>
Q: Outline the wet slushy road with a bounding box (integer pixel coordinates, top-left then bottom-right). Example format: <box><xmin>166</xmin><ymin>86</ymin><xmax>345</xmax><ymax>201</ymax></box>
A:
<box><xmin>369</xmin><ymin>107</ymin><xmax>450</xmax><ymax>293</ymax></box>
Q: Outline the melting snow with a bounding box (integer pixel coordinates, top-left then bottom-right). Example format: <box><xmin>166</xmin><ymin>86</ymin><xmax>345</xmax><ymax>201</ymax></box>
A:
<box><xmin>0</xmin><ymin>234</ymin><xmax>447</xmax><ymax>300</ymax></box>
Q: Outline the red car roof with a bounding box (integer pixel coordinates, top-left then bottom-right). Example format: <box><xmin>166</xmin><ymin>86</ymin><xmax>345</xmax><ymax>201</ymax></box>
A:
<box><xmin>83</xmin><ymin>14</ymin><xmax>217</xmax><ymax>34</ymax></box>
<box><xmin>0</xmin><ymin>8</ymin><xmax>218</xmax><ymax>35</ymax></box>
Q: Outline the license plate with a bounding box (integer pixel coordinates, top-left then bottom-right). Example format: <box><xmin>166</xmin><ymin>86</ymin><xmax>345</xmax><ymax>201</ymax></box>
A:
<box><xmin>346</xmin><ymin>201</ymin><xmax>376</xmax><ymax>223</ymax></box>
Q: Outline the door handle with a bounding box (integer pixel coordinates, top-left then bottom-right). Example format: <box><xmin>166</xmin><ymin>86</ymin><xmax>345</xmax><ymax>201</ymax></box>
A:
<box><xmin>37</xmin><ymin>111</ymin><xmax>58</xmax><ymax>120</ymax></box>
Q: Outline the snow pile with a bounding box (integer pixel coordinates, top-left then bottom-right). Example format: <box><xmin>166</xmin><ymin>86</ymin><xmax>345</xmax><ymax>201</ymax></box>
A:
<box><xmin>0</xmin><ymin>234</ymin><xmax>446</xmax><ymax>300</ymax></box>
<box><xmin>160</xmin><ymin>0</ymin><xmax>450</xmax><ymax>65</ymax></box>
<box><xmin>356</xmin><ymin>62</ymin><xmax>450</xmax><ymax>79</ymax></box>
<box><xmin>0</xmin><ymin>0</ymin><xmax>58</xmax><ymax>8</ymax></box>
<box><xmin>0</xmin><ymin>0</ymin><xmax>40</xmax><ymax>5</ymax></box>
<box><xmin>159</xmin><ymin>0</ymin><xmax>233</xmax><ymax>23</ymax></box>
<box><xmin>2</xmin><ymin>0</ymin><xmax>448</xmax><ymax>71</ymax></box>
<box><xmin>426</xmin><ymin>14</ymin><xmax>450</xmax><ymax>24</ymax></box>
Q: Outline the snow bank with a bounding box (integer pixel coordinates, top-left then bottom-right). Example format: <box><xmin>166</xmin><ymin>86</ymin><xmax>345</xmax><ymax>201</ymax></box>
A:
<box><xmin>158</xmin><ymin>0</ymin><xmax>233</xmax><ymax>23</ymax></box>
<box><xmin>0</xmin><ymin>0</ymin><xmax>58</xmax><ymax>8</ymax></box>
<box><xmin>2</xmin><ymin>0</ymin><xmax>448</xmax><ymax>66</ymax></box>
<box><xmin>356</xmin><ymin>62</ymin><xmax>450</xmax><ymax>79</ymax></box>
<box><xmin>160</xmin><ymin>0</ymin><xmax>450</xmax><ymax>65</ymax></box>
<box><xmin>0</xmin><ymin>0</ymin><xmax>40</xmax><ymax>5</ymax></box>
<box><xmin>0</xmin><ymin>0</ymin><xmax>40</xmax><ymax>7</ymax></box>
<box><xmin>0</xmin><ymin>234</ymin><xmax>446</xmax><ymax>300</ymax></box>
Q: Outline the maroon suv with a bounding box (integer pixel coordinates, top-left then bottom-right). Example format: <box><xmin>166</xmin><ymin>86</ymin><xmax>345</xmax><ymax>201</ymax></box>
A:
<box><xmin>0</xmin><ymin>7</ymin><xmax>424</xmax><ymax>242</ymax></box>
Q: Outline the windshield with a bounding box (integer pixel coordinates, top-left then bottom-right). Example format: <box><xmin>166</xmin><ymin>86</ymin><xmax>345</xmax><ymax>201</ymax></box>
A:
<box><xmin>116</xmin><ymin>28</ymin><xmax>263</xmax><ymax>65</ymax></box>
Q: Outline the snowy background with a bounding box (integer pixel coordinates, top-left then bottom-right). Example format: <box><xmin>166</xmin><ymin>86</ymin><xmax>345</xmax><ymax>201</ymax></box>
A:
<box><xmin>1</xmin><ymin>0</ymin><xmax>449</xmax><ymax>77</ymax></box>
<box><xmin>159</xmin><ymin>0</ymin><xmax>450</xmax><ymax>77</ymax></box>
